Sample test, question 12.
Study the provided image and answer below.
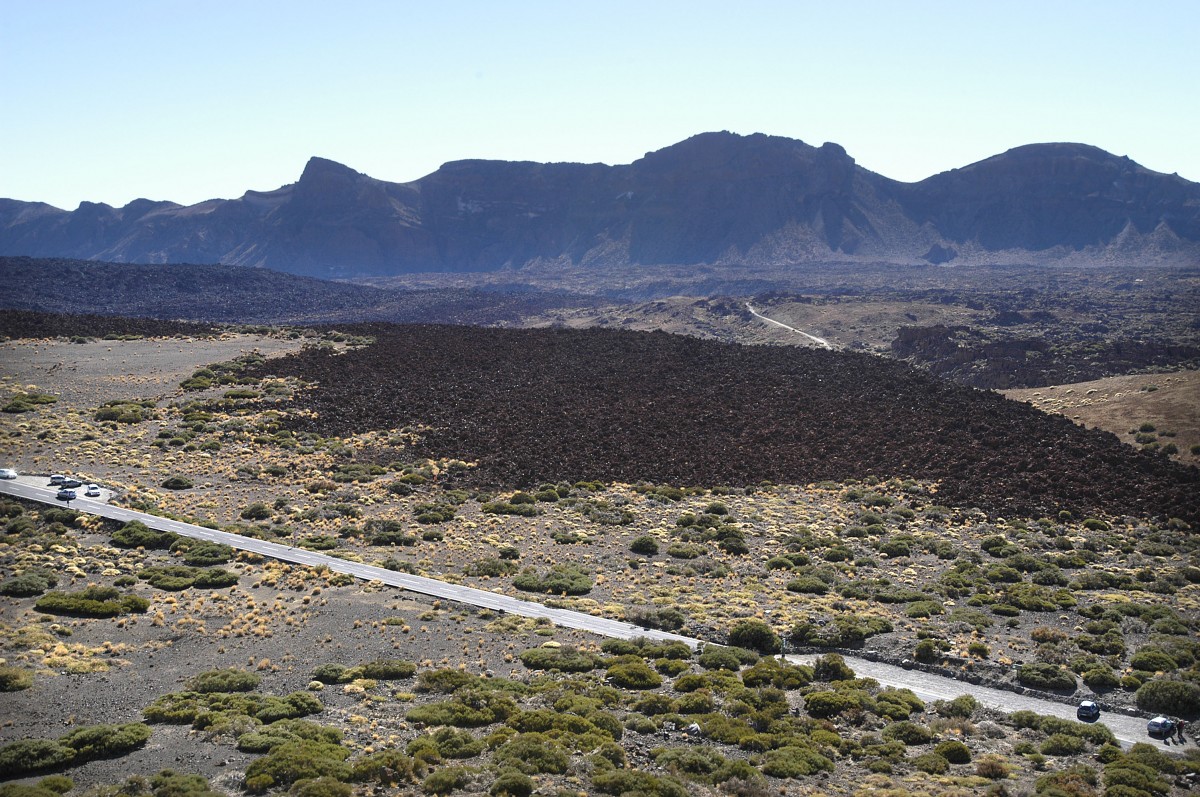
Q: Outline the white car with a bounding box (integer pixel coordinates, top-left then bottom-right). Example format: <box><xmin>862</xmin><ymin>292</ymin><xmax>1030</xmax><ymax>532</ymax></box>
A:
<box><xmin>1147</xmin><ymin>716</ymin><xmax>1175</xmax><ymax>736</ymax></box>
<box><xmin>49</xmin><ymin>474</ymin><xmax>65</xmax><ymax>485</ymax></box>
<box><xmin>84</xmin><ymin>484</ymin><xmax>101</xmax><ymax>497</ymax></box>
<box><xmin>0</xmin><ymin>468</ymin><xmax>17</xmax><ymax>479</ymax></box>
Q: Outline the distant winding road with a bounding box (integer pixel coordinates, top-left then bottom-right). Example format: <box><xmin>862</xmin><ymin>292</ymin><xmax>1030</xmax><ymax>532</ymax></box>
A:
<box><xmin>0</xmin><ymin>477</ymin><xmax>1168</xmax><ymax>749</ymax></box>
<box><xmin>746</xmin><ymin>302</ymin><xmax>833</xmax><ymax>349</ymax></box>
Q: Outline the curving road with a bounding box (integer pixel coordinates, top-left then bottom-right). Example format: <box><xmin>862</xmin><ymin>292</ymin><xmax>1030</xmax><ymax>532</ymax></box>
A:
<box><xmin>0</xmin><ymin>478</ymin><xmax>1168</xmax><ymax>749</ymax></box>
<box><xmin>746</xmin><ymin>302</ymin><xmax>833</xmax><ymax>349</ymax></box>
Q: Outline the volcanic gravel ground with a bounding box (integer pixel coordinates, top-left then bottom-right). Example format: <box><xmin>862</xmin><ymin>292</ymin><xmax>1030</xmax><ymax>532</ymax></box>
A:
<box><xmin>252</xmin><ymin>324</ymin><xmax>1199</xmax><ymax>523</ymax></box>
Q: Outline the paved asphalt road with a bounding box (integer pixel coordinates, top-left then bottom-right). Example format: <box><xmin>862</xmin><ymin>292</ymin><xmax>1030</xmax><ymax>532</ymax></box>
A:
<box><xmin>785</xmin><ymin>655</ymin><xmax>1175</xmax><ymax>750</ymax></box>
<box><xmin>1</xmin><ymin>477</ymin><xmax>1176</xmax><ymax>750</ymax></box>
<box><xmin>0</xmin><ymin>477</ymin><xmax>697</xmax><ymax>648</ymax></box>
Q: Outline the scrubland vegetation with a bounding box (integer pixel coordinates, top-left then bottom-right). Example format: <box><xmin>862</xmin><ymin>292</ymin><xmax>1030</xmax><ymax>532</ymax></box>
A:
<box><xmin>1</xmin><ymin>317</ymin><xmax>1198</xmax><ymax>796</ymax></box>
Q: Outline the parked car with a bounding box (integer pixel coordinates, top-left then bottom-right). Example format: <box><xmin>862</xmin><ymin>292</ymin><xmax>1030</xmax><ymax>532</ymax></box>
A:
<box><xmin>84</xmin><ymin>484</ymin><xmax>101</xmax><ymax>497</ymax></box>
<box><xmin>1147</xmin><ymin>716</ymin><xmax>1175</xmax><ymax>737</ymax></box>
<box><xmin>49</xmin><ymin>474</ymin><xmax>65</xmax><ymax>485</ymax></box>
<box><xmin>62</xmin><ymin>478</ymin><xmax>83</xmax><ymax>489</ymax></box>
<box><xmin>1077</xmin><ymin>700</ymin><xmax>1100</xmax><ymax>720</ymax></box>
<box><xmin>0</xmin><ymin>468</ymin><xmax>17</xmax><ymax>479</ymax></box>
<box><xmin>55</xmin><ymin>488</ymin><xmax>76</xmax><ymax>501</ymax></box>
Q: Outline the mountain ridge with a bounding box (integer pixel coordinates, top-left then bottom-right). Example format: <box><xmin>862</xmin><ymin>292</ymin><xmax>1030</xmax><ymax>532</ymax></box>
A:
<box><xmin>2</xmin><ymin>132</ymin><xmax>1197</xmax><ymax>277</ymax></box>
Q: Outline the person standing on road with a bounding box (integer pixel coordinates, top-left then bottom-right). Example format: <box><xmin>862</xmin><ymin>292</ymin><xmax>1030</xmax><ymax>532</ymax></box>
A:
<box><xmin>1178</xmin><ymin>719</ymin><xmax>1187</xmax><ymax>742</ymax></box>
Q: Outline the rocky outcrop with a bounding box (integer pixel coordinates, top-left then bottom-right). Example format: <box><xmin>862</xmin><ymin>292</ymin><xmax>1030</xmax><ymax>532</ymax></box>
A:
<box><xmin>2</xmin><ymin>133</ymin><xmax>1197</xmax><ymax>278</ymax></box>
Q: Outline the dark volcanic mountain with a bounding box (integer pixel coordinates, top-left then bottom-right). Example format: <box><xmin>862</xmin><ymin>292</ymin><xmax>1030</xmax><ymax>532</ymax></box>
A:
<box><xmin>3</xmin><ymin>133</ymin><xmax>1197</xmax><ymax>278</ymax></box>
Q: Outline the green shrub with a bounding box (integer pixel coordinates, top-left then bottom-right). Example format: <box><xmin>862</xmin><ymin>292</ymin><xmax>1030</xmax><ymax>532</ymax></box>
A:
<box><xmin>518</xmin><ymin>647</ymin><xmax>600</xmax><ymax>673</ymax></box>
<box><xmin>1135</xmin><ymin>679</ymin><xmax>1200</xmax><ymax>714</ymax></box>
<box><xmin>240</xmin><ymin>502</ymin><xmax>272</xmax><ymax>521</ymax></box>
<box><xmin>359</xmin><ymin>659</ymin><xmax>416</xmax><ymax>680</ymax></box>
<box><xmin>1129</xmin><ymin>648</ymin><xmax>1178</xmax><ymax>673</ymax></box>
<box><xmin>630</xmin><ymin>535</ymin><xmax>660</xmax><ymax>555</ymax></box>
<box><xmin>812</xmin><ymin>653</ymin><xmax>855</xmax><ymax>681</ymax></box>
<box><xmin>36</xmin><ymin>776</ymin><xmax>75</xmax><ymax>795</ymax></box>
<box><xmin>244</xmin><ymin>740</ymin><xmax>351</xmax><ymax>794</ymax></box>
<box><xmin>0</xmin><ymin>570</ymin><xmax>56</xmax><ymax>597</ymax></box>
<box><xmin>173</xmin><ymin>540</ymin><xmax>234</xmax><ymax>566</ymax></box>
<box><xmin>607</xmin><ymin>659</ymin><xmax>662</xmax><ymax>689</ymax></box>
<box><xmin>905</xmin><ymin>600</ymin><xmax>943</xmax><ymax>618</ymax></box>
<box><xmin>187</xmin><ymin>668</ymin><xmax>260</xmax><ymax>693</ymax></box>
<box><xmin>59</xmin><ymin>722</ymin><xmax>151</xmax><ymax>760</ymax></box>
<box><xmin>740</xmin><ymin>657</ymin><xmax>812</xmax><ymax>689</ymax></box>
<box><xmin>881</xmin><ymin>721</ymin><xmax>932</xmax><ymax>745</ymax></box>
<box><xmin>803</xmin><ymin>690</ymin><xmax>861</xmax><ymax>719</ymax></box>
<box><xmin>762</xmin><ymin>745</ymin><xmax>834</xmax><ymax>778</ymax></box>
<box><xmin>1016</xmin><ymin>662</ymin><xmax>1076</xmax><ymax>691</ymax></box>
<box><xmin>934</xmin><ymin>740</ymin><xmax>971</xmax><ymax>764</ymax></box>
<box><xmin>140</xmin><ymin>565</ymin><xmax>238</xmax><ymax>591</ymax></box>
<box><xmin>512</xmin><ymin>564</ymin><xmax>592</xmax><ymax>595</ymax></box>
<box><xmin>415</xmin><ymin>668</ymin><xmax>476</xmax><ymax>694</ymax></box>
<box><xmin>1083</xmin><ymin>666</ymin><xmax>1121</xmax><ymax>691</ymax></box>
<box><xmin>0</xmin><ymin>739</ymin><xmax>74</xmax><ymax>776</ymax></box>
<box><xmin>161</xmin><ymin>476</ymin><xmax>194</xmax><ymax>490</ymax></box>
<box><xmin>34</xmin><ymin>585</ymin><xmax>150</xmax><ymax>617</ymax></box>
<box><xmin>913</xmin><ymin>752</ymin><xmax>949</xmax><ymax>774</ymax></box>
<box><xmin>697</xmin><ymin>648</ymin><xmax>743</xmax><ymax>672</ymax></box>
<box><xmin>786</xmin><ymin>576</ymin><xmax>829</xmax><ymax>594</ymax></box>
<box><xmin>727</xmin><ymin>619</ymin><xmax>781</xmax><ymax>654</ymax></box>
<box><xmin>592</xmin><ymin>770</ymin><xmax>688</xmax><ymax>797</ymax></box>
<box><xmin>348</xmin><ymin>749</ymin><xmax>420</xmax><ymax>785</ymax></box>
<box><xmin>1041</xmin><ymin>733</ymin><xmax>1088</xmax><ymax>756</ymax></box>
<box><xmin>626</xmin><ymin>605</ymin><xmax>686</xmax><ymax>631</ymax></box>
<box><xmin>464</xmin><ymin>558</ymin><xmax>516</xmax><ymax>577</ymax></box>
<box><xmin>428</xmin><ymin>727</ymin><xmax>484</xmax><ymax>760</ymax></box>
<box><xmin>0</xmin><ymin>666</ymin><xmax>34</xmax><ymax>692</ymax></box>
<box><xmin>290</xmin><ymin>777</ymin><xmax>351</xmax><ymax>797</ymax></box>
<box><xmin>1104</xmin><ymin>759</ymin><xmax>1171</xmax><ymax>796</ymax></box>
<box><xmin>481</xmin><ymin>501</ymin><xmax>539</xmax><ymax>517</ymax></box>
<box><xmin>311</xmin><ymin>664</ymin><xmax>352</xmax><ymax>684</ymax></box>
<box><xmin>112</xmin><ymin>520</ymin><xmax>179</xmax><ymax>549</ymax></box>
<box><xmin>492</xmin><ymin>733</ymin><xmax>568</xmax><ymax>774</ymax></box>
<box><xmin>938</xmin><ymin>694</ymin><xmax>978</xmax><ymax>718</ymax></box>
<box><xmin>3</xmin><ymin>392</ymin><xmax>56</xmax><ymax>413</ymax></box>
<box><xmin>490</xmin><ymin>770</ymin><xmax>533</xmax><ymax>797</ymax></box>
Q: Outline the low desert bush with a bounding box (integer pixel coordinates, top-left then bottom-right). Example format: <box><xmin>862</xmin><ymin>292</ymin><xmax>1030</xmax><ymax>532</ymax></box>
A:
<box><xmin>518</xmin><ymin>647</ymin><xmax>601</xmax><ymax>673</ymax></box>
<box><xmin>512</xmin><ymin>564</ymin><xmax>592</xmax><ymax>595</ymax></box>
<box><xmin>112</xmin><ymin>520</ymin><xmax>178</xmax><ymax>549</ymax></box>
<box><xmin>187</xmin><ymin>668</ymin><xmax>261</xmax><ymax>693</ymax></box>
<box><xmin>34</xmin><ymin>585</ymin><xmax>150</xmax><ymax>618</ymax></box>
<box><xmin>1135</xmin><ymin>679</ymin><xmax>1200</xmax><ymax>714</ymax></box>
<box><xmin>0</xmin><ymin>666</ymin><xmax>34</xmax><ymax>692</ymax></box>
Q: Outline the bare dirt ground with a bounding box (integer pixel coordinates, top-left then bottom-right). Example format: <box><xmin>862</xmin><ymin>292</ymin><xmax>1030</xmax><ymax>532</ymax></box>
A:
<box><xmin>1004</xmin><ymin>371</ymin><xmax>1200</xmax><ymax>465</ymax></box>
<box><xmin>0</xmin><ymin>334</ymin><xmax>306</xmax><ymax>408</ymax></box>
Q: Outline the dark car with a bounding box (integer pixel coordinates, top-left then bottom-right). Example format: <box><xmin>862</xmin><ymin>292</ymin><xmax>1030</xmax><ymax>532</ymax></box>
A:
<box><xmin>55</xmin><ymin>488</ymin><xmax>77</xmax><ymax>501</ymax></box>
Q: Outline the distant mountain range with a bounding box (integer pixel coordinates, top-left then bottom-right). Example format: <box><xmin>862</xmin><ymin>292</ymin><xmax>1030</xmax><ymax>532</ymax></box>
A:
<box><xmin>3</xmin><ymin>132</ymin><xmax>1197</xmax><ymax>278</ymax></box>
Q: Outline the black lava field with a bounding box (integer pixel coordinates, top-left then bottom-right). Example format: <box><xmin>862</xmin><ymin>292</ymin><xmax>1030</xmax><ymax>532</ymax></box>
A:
<box><xmin>256</xmin><ymin>324</ymin><xmax>1199</xmax><ymax>524</ymax></box>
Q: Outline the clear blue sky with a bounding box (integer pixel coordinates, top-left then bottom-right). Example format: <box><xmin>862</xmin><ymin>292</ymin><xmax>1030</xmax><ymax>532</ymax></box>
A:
<box><xmin>3</xmin><ymin>0</ymin><xmax>1197</xmax><ymax>210</ymax></box>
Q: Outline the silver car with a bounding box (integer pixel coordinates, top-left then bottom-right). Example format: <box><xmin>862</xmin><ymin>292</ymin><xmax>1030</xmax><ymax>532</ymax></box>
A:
<box><xmin>84</xmin><ymin>484</ymin><xmax>101</xmax><ymax>497</ymax></box>
<box><xmin>0</xmin><ymin>468</ymin><xmax>17</xmax><ymax>479</ymax></box>
<box><xmin>1147</xmin><ymin>716</ymin><xmax>1175</xmax><ymax>737</ymax></box>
